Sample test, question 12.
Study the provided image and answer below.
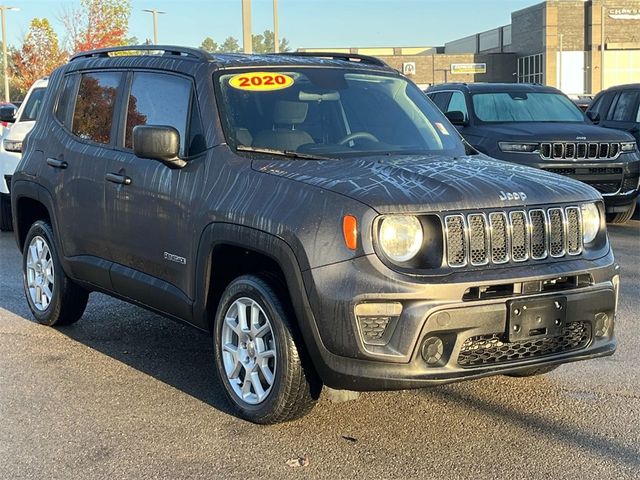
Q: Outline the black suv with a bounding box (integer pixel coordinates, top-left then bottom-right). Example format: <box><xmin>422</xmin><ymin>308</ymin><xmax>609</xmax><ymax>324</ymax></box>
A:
<box><xmin>587</xmin><ymin>84</ymin><xmax>640</xmax><ymax>146</ymax></box>
<box><xmin>12</xmin><ymin>47</ymin><xmax>618</xmax><ymax>423</ymax></box>
<box><xmin>426</xmin><ymin>83</ymin><xmax>640</xmax><ymax>224</ymax></box>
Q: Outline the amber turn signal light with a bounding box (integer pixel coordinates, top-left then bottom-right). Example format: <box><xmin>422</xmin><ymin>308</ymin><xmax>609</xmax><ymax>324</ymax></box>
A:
<box><xmin>342</xmin><ymin>215</ymin><xmax>358</xmax><ymax>250</ymax></box>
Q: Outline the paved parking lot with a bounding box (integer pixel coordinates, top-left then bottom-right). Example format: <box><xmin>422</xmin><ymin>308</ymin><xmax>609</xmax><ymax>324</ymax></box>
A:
<box><xmin>0</xmin><ymin>223</ymin><xmax>638</xmax><ymax>479</ymax></box>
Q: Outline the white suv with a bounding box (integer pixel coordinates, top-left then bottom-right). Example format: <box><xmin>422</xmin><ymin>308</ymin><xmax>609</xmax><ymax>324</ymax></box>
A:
<box><xmin>0</xmin><ymin>77</ymin><xmax>48</xmax><ymax>231</ymax></box>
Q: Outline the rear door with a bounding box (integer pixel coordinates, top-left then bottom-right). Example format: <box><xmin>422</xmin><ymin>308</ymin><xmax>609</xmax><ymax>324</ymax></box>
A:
<box><xmin>103</xmin><ymin>70</ymin><xmax>204</xmax><ymax>316</ymax></box>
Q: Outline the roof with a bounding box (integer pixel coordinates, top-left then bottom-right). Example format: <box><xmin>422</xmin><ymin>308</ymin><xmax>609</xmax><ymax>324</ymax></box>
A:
<box><xmin>600</xmin><ymin>83</ymin><xmax>640</xmax><ymax>91</ymax></box>
<box><xmin>427</xmin><ymin>82</ymin><xmax>561</xmax><ymax>94</ymax></box>
<box><xmin>68</xmin><ymin>45</ymin><xmax>393</xmax><ymax>72</ymax></box>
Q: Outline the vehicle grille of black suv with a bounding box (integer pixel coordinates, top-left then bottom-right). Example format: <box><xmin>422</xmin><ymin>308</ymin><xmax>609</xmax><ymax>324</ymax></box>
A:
<box><xmin>457</xmin><ymin>321</ymin><xmax>591</xmax><ymax>368</ymax></box>
<box><xmin>444</xmin><ymin>206</ymin><xmax>582</xmax><ymax>268</ymax></box>
<box><xmin>539</xmin><ymin>142</ymin><xmax>621</xmax><ymax>160</ymax></box>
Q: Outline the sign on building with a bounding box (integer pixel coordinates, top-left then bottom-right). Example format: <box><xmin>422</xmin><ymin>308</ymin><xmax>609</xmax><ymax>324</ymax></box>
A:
<box><xmin>450</xmin><ymin>63</ymin><xmax>487</xmax><ymax>74</ymax></box>
<box><xmin>403</xmin><ymin>62</ymin><xmax>416</xmax><ymax>75</ymax></box>
<box><xmin>608</xmin><ymin>8</ymin><xmax>640</xmax><ymax>20</ymax></box>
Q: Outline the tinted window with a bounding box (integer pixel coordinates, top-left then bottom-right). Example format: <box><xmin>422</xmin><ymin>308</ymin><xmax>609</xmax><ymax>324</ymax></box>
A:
<box><xmin>610</xmin><ymin>91</ymin><xmax>640</xmax><ymax>121</ymax></box>
<box><xmin>19</xmin><ymin>87</ymin><xmax>47</xmax><ymax>122</ymax></box>
<box><xmin>55</xmin><ymin>75</ymin><xmax>77</xmax><ymax>127</ymax></box>
<box><xmin>431</xmin><ymin>92</ymin><xmax>452</xmax><ymax>111</ymax></box>
<box><xmin>125</xmin><ymin>72</ymin><xmax>192</xmax><ymax>155</ymax></box>
<box><xmin>446</xmin><ymin>91</ymin><xmax>468</xmax><ymax>121</ymax></box>
<box><xmin>72</xmin><ymin>72</ymin><xmax>122</xmax><ymax>144</ymax></box>
<box><xmin>472</xmin><ymin>92</ymin><xmax>584</xmax><ymax>122</ymax></box>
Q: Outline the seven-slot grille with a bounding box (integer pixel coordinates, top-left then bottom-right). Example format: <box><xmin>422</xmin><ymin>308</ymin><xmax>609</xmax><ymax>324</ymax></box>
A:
<box><xmin>444</xmin><ymin>206</ymin><xmax>583</xmax><ymax>268</ymax></box>
<box><xmin>540</xmin><ymin>142</ymin><xmax>621</xmax><ymax>160</ymax></box>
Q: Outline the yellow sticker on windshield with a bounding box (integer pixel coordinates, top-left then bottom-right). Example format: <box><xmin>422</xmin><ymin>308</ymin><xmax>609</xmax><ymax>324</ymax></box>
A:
<box><xmin>435</xmin><ymin>122</ymin><xmax>450</xmax><ymax>135</ymax></box>
<box><xmin>229</xmin><ymin>72</ymin><xmax>294</xmax><ymax>91</ymax></box>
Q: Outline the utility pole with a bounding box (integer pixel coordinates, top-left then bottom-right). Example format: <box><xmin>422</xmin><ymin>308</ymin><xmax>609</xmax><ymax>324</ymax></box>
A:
<box><xmin>142</xmin><ymin>9</ymin><xmax>166</xmax><ymax>45</ymax></box>
<box><xmin>273</xmin><ymin>0</ymin><xmax>279</xmax><ymax>53</ymax></box>
<box><xmin>242</xmin><ymin>0</ymin><xmax>252</xmax><ymax>53</ymax></box>
<box><xmin>600</xmin><ymin>4</ymin><xmax>605</xmax><ymax>91</ymax></box>
<box><xmin>1</xmin><ymin>5</ymin><xmax>19</xmax><ymax>103</ymax></box>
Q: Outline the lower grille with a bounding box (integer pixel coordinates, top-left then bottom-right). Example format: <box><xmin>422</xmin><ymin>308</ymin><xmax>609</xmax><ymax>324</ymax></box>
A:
<box><xmin>621</xmin><ymin>175</ymin><xmax>639</xmax><ymax>193</ymax></box>
<box><xmin>587</xmin><ymin>181</ymin><xmax>621</xmax><ymax>194</ymax></box>
<box><xmin>360</xmin><ymin>317</ymin><xmax>391</xmax><ymax>341</ymax></box>
<box><xmin>457</xmin><ymin>321</ymin><xmax>591</xmax><ymax>368</ymax></box>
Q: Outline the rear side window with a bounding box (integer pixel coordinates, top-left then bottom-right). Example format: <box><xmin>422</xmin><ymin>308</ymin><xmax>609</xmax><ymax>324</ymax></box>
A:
<box><xmin>72</xmin><ymin>72</ymin><xmax>122</xmax><ymax>144</ymax></box>
<box><xmin>55</xmin><ymin>75</ymin><xmax>78</xmax><ymax>127</ymax></box>
<box><xmin>19</xmin><ymin>87</ymin><xmax>47</xmax><ymax>122</ymax></box>
<box><xmin>125</xmin><ymin>72</ymin><xmax>192</xmax><ymax>156</ymax></box>
<box><xmin>609</xmin><ymin>90</ymin><xmax>640</xmax><ymax>121</ymax></box>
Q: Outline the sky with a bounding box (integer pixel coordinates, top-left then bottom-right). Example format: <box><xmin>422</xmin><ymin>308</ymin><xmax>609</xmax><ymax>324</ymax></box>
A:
<box><xmin>4</xmin><ymin>0</ymin><xmax>541</xmax><ymax>50</ymax></box>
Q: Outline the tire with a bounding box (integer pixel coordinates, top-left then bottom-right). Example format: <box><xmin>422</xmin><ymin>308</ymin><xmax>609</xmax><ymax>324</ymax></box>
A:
<box><xmin>606</xmin><ymin>201</ymin><xmax>636</xmax><ymax>224</ymax></box>
<box><xmin>0</xmin><ymin>194</ymin><xmax>12</xmax><ymax>231</ymax></box>
<box><xmin>506</xmin><ymin>365</ymin><xmax>559</xmax><ymax>377</ymax></box>
<box><xmin>213</xmin><ymin>274</ymin><xmax>318</xmax><ymax>424</ymax></box>
<box><xmin>22</xmin><ymin>220</ymin><xmax>89</xmax><ymax>326</ymax></box>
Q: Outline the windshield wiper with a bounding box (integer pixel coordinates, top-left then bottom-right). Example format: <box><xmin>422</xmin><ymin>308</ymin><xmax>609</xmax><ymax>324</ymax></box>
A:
<box><xmin>236</xmin><ymin>145</ymin><xmax>336</xmax><ymax>161</ymax></box>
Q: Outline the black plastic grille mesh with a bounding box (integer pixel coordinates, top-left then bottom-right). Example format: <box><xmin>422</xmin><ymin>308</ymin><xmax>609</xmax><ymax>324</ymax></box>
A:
<box><xmin>489</xmin><ymin>212</ymin><xmax>508</xmax><ymax>263</ymax></box>
<box><xmin>468</xmin><ymin>214</ymin><xmax>488</xmax><ymax>265</ymax></box>
<box><xmin>510</xmin><ymin>211</ymin><xmax>528</xmax><ymax>261</ymax></box>
<box><xmin>457</xmin><ymin>322</ymin><xmax>591</xmax><ymax>368</ymax></box>
<box><xmin>445</xmin><ymin>215</ymin><xmax>466</xmax><ymax>266</ymax></box>
<box><xmin>540</xmin><ymin>142</ymin><xmax>621</xmax><ymax>160</ymax></box>
<box><xmin>360</xmin><ymin>317</ymin><xmax>391</xmax><ymax>341</ymax></box>
<box><xmin>548</xmin><ymin>208</ymin><xmax>565</xmax><ymax>257</ymax></box>
<box><xmin>565</xmin><ymin>207</ymin><xmax>582</xmax><ymax>254</ymax></box>
<box><xmin>530</xmin><ymin>210</ymin><xmax>547</xmax><ymax>259</ymax></box>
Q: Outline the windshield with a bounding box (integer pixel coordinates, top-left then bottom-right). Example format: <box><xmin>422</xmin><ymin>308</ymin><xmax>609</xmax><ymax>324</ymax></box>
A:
<box><xmin>216</xmin><ymin>68</ymin><xmax>466</xmax><ymax>158</ymax></box>
<box><xmin>472</xmin><ymin>92</ymin><xmax>585</xmax><ymax>123</ymax></box>
<box><xmin>19</xmin><ymin>87</ymin><xmax>47</xmax><ymax>122</ymax></box>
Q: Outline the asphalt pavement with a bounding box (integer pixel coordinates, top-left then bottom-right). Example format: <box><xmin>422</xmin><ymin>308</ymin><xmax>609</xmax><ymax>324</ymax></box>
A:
<box><xmin>0</xmin><ymin>223</ymin><xmax>639</xmax><ymax>479</ymax></box>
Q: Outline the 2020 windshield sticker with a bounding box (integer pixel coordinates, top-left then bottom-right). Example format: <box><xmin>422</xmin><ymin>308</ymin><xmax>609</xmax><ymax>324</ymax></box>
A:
<box><xmin>229</xmin><ymin>72</ymin><xmax>294</xmax><ymax>91</ymax></box>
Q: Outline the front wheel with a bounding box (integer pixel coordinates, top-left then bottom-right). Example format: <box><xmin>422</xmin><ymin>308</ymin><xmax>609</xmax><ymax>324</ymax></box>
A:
<box><xmin>213</xmin><ymin>274</ymin><xmax>318</xmax><ymax>424</ymax></box>
<box><xmin>22</xmin><ymin>220</ymin><xmax>89</xmax><ymax>326</ymax></box>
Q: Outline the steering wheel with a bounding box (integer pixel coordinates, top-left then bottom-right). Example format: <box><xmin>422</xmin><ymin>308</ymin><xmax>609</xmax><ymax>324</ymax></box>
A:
<box><xmin>338</xmin><ymin>131</ymin><xmax>380</xmax><ymax>145</ymax></box>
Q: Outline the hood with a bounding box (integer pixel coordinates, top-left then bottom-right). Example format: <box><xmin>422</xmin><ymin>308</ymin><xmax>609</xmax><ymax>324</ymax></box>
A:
<box><xmin>5</xmin><ymin>120</ymin><xmax>35</xmax><ymax>142</ymax></box>
<box><xmin>471</xmin><ymin>121</ymin><xmax>635</xmax><ymax>142</ymax></box>
<box><xmin>253</xmin><ymin>154</ymin><xmax>601</xmax><ymax>214</ymax></box>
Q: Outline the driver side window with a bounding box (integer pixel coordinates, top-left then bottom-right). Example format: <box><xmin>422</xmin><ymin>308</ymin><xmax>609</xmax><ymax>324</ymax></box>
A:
<box><xmin>446</xmin><ymin>91</ymin><xmax>469</xmax><ymax>122</ymax></box>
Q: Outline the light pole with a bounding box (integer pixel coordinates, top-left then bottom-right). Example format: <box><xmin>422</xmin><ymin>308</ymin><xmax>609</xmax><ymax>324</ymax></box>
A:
<box><xmin>1</xmin><ymin>5</ymin><xmax>19</xmax><ymax>103</ymax></box>
<box><xmin>142</xmin><ymin>9</ymin><xmax>165</xmax><ymax>45</ymax></box>
<box><xmin>273</xmin><ymin>0</ymin><xmax>279</xmax><ymax>53</ymax></box>
<box><xmin>242</xmin><ymin>0</ymin><xmax>252</xmax><ymax>53</ymax></box>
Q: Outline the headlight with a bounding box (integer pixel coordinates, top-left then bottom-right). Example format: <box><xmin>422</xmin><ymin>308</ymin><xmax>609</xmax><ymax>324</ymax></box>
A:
<box><xmin>498</xmin><ymin>142</ymin><xmax>539</xmax><ymax>153</ymax></box>
<box><xmin>3</xmin><ymin>139</ymin><xmax>22</xmax><ymax>152</ymax></box>
<box><xmin>379</xmin><ymin>215</ymin><xmax>423</xmax><ymax>263</ymax></box>
<box><xmin>621</xmin><ymin>141</ymin><xmax>637</xmax><ymax>153</ymax></box>
<box><xmin>581</xmin><ymin>203</ymin><xmax>601</xmax><ymax>244</ymax></box>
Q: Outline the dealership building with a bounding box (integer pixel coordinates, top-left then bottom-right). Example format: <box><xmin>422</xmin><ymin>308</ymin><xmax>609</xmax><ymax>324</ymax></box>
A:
<box><xmin>299</xmin><ymin>0</ymin><xmax>640</xmax><ymax>94</ymax></box>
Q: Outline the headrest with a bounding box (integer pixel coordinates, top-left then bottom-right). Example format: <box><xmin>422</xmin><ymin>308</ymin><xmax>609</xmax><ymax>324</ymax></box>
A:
<box><xmin>274</xmin><ymin>100</ymin><xmax>308</xmax><ymax>125</ymax></box>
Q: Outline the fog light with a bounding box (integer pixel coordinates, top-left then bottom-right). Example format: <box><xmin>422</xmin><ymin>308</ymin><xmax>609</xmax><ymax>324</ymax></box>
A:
<box><xmin>594</xmin><ymin>312</ymin><xmax>611</xmax><ymax>337</ymax></box>
<box><xmin>421</xmin><ymin>336</ymin><xmax>445</xmax><ymax>366</ymax></box>
<box><xmin>355</xmin><ymin>302</ymin><xmax>402</xmax><ymax>345</ymax></box>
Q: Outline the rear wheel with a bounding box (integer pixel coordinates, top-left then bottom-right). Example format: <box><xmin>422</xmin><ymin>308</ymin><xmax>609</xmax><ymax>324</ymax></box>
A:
<box><xmin>0</xmin><ymin>194</ymin><xmax>12</xmax><ymax>231</ymax></box>
<box><xmin>213</xmin><ymin>274</ymin><xmax>317</xmax><ymax>424</ymax></box>
<box><xmin>22</xmin><ymin>220</ymin><xmax>89</xmax><ymax>326</ymax></box>
<box><xmin>606</xmin><ymin>201</ymin><xmax>636</xmax><ymax>224</ymax></box>
<box><xmin>506</xmin><ymin>365</ymin><xmax>559</xmax><ymax>377</ymax></box>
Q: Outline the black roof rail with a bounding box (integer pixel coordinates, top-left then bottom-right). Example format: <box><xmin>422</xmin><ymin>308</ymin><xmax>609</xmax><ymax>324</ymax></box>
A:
<box><xmin>273</xmin><ymin>51</ymin><xmax>390</xmax><ymax>68</ymax></box>
<box><xmin>70</xmin><ymin>45</ymin><xmax>211</xmax><ymax>62</ymax></box>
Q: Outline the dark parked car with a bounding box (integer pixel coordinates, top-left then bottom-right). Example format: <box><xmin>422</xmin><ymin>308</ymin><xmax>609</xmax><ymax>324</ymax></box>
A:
<box><xmin>587</xmin><ymin>84</ymin><xmax>640</xmax><ymax>146</ymax></box>
<box><xmin>426</xmin><ymin>83</ymin><xmax>640</xmax><ymax>223</ymax></box>
<box><xmin>12</xmin><ymin>46</ymin><xmax>618</xmax><ymax>423</ymax></box>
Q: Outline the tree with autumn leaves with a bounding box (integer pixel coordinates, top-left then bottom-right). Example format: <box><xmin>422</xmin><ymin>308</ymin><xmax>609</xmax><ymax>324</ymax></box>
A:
<box><xmin>10</xmin><ymin>0</ymin><xmax>131</xmax><ymax>98</ymax></box>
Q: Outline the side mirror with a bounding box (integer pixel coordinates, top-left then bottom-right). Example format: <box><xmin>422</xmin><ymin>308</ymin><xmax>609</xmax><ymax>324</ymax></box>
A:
<box><xmin>133</xmin><ymin>125</ymin><xmax>185</xmax><ymax>168</ymax></box>
<box><xmin>0</xmin><ymin>105</ymin><xmax>17</xmax><ymax>123</ymax></box>
<box><xmin>586</xmin><ymin>111</ymin><xmax>600</xmax><ymax>124</ymax></box>
<box><xmin>445</xmin><ymin>110</ymin><xmax>468</xmax><ymax>126</ymax></box>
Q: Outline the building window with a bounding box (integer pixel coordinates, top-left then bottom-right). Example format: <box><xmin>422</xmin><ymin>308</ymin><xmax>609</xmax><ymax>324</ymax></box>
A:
<box><xmin>517</xmin><ymin>53</ymin><xmax>544</xmax><ymax>84</ymax></box>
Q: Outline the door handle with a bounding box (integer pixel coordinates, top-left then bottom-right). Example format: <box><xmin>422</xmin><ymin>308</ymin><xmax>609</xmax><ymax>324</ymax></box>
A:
<box><xmin>106</xmin><ymin>173</ymin><xmax>132</xmax><ymax>185</ymax></box>
<box><xmin>46</xmin><ymin>158</ymin><xmax>68</xmax><ymax>169</ymax></box>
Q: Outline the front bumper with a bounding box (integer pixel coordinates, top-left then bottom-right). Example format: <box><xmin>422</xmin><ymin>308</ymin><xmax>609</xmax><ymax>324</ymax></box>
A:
<box><xmin>301</xmin><ymin>250</ymin><xmax>618</xmax><ymax>391</ymax></box>
<box><xmin>492</xmin><ymin>152</ymin><xmax>640</xmax><ymax>210</ymax></box>
<box><xmin>0</xmin><ymin>148</ymin><xmax>20</xmax><ymax>195</ymax></box>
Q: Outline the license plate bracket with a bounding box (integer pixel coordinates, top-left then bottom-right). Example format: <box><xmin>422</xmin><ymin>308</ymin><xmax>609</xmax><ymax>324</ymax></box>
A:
<box><xmin>507</xmin><ymin>296</ymin><xmax>566</xmax><ymax>342</ymax></box>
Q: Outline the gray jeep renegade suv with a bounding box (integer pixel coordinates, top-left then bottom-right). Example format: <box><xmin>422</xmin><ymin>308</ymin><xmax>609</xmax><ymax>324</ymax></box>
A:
<box><xmin>11</xmin><ymin>46</ymin><xmax>618</xmax><ymax>423</ymax></box>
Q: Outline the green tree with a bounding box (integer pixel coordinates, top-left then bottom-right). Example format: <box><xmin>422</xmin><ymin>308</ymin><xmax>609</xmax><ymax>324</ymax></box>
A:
<box><xmin>0</xmin><ymin>42</ymin><xmax>22</xmax><ymax>101</ymax></box>
<box><xmin>200</xmin><ymin>37</ymin><xmax>219</xmax><ymax>53</ymax></box>
<box><xmin>254</xmin><ymin>30</ymin><xmax>290</xmax><ymax>53</ymax></box>
<box><xmin>219</xmin><ymin>36</ymin><xmax>241</xmax><ymax>53</ymax></box>
<box><xmin>11</xmin><ymin>18</ymin><xmax>67</xmax><ymax>93</ymax></box>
